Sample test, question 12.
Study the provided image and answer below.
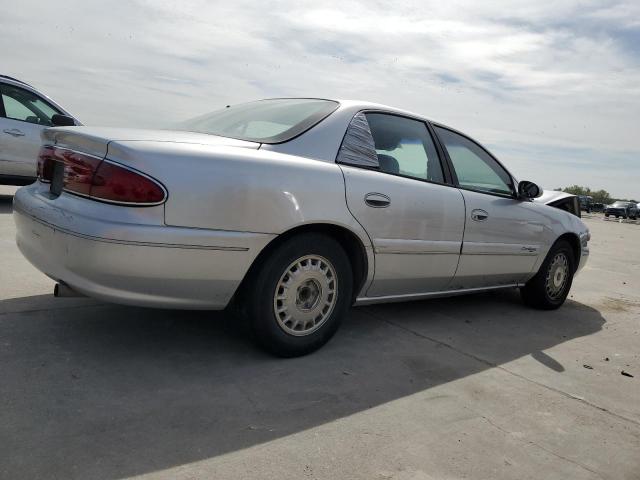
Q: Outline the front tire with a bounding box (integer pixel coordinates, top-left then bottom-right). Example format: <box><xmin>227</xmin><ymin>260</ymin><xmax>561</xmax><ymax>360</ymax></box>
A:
<box><xmin>521</xmin><ymin>240</ymin><xmax>575</xmax><ymax>310</ymax></box>
<box><xmin>246</xmin><ymin>233</ymin><xmax>353</xmax><ymax>357</ymax></box>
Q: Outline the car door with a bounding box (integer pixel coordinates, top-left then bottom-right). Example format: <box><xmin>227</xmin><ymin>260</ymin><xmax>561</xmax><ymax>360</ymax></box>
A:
<box><xmin>433</xmin><ymin>125</ymin><xmax>546</xmax><ymax>288</ymax></box>
<box><xmin>338</xmin><ymin>112</ymin><xmax>465</xmax><ymax>298</ymax></box>
<box><xmin>0</xmin><ymin>83</ymin><xmax>61</xmax><ymax>179</ymax></box>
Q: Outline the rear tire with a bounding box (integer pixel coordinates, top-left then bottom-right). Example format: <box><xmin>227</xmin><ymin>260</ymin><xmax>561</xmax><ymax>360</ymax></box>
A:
<box><xmin>246</xmin><ymin>233</ymin><xmax>353</xmax><ymax>357</ymax></box>
<box><xmin>520</xmin><ymin>240</ymin><xmax>575</xmax><ymax>310</ymax></box>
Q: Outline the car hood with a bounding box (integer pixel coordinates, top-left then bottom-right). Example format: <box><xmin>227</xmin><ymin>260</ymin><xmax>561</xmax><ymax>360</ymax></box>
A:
<box><xmin>533</xmin><ymin>190</ymin><xmax>576</xmax><ymax>205</ymax></box>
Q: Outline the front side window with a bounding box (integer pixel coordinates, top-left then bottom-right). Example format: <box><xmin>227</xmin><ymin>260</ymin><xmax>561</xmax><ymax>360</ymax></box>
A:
<box><xmin>435</xmin><ymin>126</ymin><xmax>513</xmax><ymax>196</ymax></box>
<box><xmin>1</xmin><ymin>84</ymin><xmax>61</xmax><ymax>125</ymax></box>
<box><xmin>178</xmin><ymin>98</ymin><xmax>339</xmax><ymax>143</ymax></box>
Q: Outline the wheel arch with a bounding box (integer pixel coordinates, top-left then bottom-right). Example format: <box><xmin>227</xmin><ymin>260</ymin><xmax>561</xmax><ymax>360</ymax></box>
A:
<box><xmin>234</xmin><ymin>223</ymin><xmax>370</xmax><ymax>306</ymax></box>
<box><xmin>555</xmin><ymin>232</ymin><xmax>581</xmax><ymax>272</ymax></box>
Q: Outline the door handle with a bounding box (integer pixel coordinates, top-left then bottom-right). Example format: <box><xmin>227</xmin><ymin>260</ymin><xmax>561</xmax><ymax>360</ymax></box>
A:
<box><xmin>364</xmin><ymin>192</ymin><xmax>390</xmax><ymax>208</ymax></box>
<box><xmin>471</xmin><ymin>209</ymin><xmax>489</xmax><ymax>222</ymax></box>
<box><xmin>3</xmin><ymin>128</ymin><xmax>25</xmax><ymax>137</ymax></box>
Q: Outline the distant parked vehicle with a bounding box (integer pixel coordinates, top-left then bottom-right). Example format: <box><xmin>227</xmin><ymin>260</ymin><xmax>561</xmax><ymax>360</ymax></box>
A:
<box><xmin>578</xmin><ymin>195</ymin><xmax>593</xmax><ymax>213</ymax></box>
<box><xmin>0</xmin><ymin>75</ymin><xmax>80</xmax><ymax>185</ymax></box>
<box><xmin>591</xmin><ymin>202</ymin><xmax>604</xmax><ymax>213</ymax></box>
<box><xmin>604</xmin><ymin>201</ymin><xmax>638</xmax><ymax>219</ymax></box>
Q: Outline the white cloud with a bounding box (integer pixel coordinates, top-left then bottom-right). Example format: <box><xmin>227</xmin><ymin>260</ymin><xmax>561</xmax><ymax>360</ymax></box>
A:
<box><xmin>2</xmin><ymin>0</ymin><xmax>639</xmax><ymax>198</ymax></box>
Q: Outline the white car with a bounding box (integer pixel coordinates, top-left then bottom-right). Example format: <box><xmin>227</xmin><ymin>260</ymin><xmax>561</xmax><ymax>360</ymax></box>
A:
<box><xmin>0</xmin><ymin>75</ymin><xmax>79</xmax><ymax>185</ymax></box>
<box><xmin>14</xmin><ymin>98</ymin><xmax>590</xmax><ymax>356</ymax></box>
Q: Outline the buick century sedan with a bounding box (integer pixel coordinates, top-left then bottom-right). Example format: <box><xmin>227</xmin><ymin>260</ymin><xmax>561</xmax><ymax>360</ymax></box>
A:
<box><xmin>14</xmin><ymin>98</ymin><xmax>590</xmax><ymax>356</ymax></box>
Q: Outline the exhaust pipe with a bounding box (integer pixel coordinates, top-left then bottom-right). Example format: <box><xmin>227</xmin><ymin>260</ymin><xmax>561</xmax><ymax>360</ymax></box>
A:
<box><xmin>54</xmin><ymin>282</ymin><xmax>85</xmax><ymax>298</ymax></box>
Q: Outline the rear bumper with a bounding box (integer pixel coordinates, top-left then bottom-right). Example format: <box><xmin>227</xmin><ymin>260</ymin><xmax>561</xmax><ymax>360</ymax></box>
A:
<box><xmin>13</xmin><ymin>186</ymin><xmax>275</xmax><ymax>309</ymax></box>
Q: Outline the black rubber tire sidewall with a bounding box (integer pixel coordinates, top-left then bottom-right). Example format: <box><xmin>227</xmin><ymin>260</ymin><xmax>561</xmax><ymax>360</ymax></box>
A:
<box><xmin>247</xmin><ymin>233</ymin><xmax>353</xmax><ymax>357</ymax></box>
<box><xmin>521</xmin><ymin>240</ymin><xmax>575</xmax><ymax>310</ymax></box>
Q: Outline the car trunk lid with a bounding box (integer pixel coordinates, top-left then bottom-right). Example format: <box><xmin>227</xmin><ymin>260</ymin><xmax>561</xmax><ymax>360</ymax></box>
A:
<box><xmin>42</xmin><ymin>126</ymin><xmax>260</xmax><ymax>159</ymax></box>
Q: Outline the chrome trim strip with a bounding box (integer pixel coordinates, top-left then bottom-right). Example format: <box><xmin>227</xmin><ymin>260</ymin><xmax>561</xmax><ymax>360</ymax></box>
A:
<box><xmin>14</xmin><ymin>204</ymin><xmax>249</xmax><ymax>252</ymax></box>
<box><xmin>374</xmin><ymin>238</ymin><xmax>461</xmax><ymax>255</ymax></box>
<box><xmin>461</xmin><ymin>252</ymin><xmax>539</xmax><ymax>256</ymax></box>
<box><xmin>461</xmin><ymin>241</ymin><xmax>541</xmax><ymax>256</ymax></box>
<box><xmin>355</xmin><ymin>284</ymin><xmax>522</xmax><ymax>305</ymax></box>
<box><xmin>375</xmin><ymin>250</ymin><xmax>457</xmax><ymax>255</ymax></box>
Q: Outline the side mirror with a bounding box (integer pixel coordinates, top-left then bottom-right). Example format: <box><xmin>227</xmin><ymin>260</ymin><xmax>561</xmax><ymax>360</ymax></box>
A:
<box><xmin>518</xmin><ymin>180</ymin><xmax>542</xmax><ymax>199</ymax></box>
<box><xmin>51</xmin><ymin>114</ymin><xmax>76</xmax><ymax>127</ymax></box>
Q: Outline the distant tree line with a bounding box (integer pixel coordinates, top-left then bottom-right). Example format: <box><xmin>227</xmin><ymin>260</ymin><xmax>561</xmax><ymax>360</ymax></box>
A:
<box><xmin>554</xmin><ymin>185</ymin><xmax>636</xmax><ymax>204</ymax></box>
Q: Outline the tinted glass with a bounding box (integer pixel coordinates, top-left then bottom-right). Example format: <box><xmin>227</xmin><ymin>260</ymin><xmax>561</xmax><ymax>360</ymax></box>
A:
<box><xmin>178</xmin><ymin>99</ymin><xmax>339</xmax><ymax>143</ymax></box>
<box><xmin>1</xmin><ymin>84</ymin><xmax>61</xmax><ymax>125</ymax></box>
<box><xmin>365</xmin><ymin>113</ymin><xmax>444</xmax><ymax>183</ymax></box>
<box><xmin>435</xmin><ymin>126</ymin><xmax>513</xmax><ymax>195</ymax></box>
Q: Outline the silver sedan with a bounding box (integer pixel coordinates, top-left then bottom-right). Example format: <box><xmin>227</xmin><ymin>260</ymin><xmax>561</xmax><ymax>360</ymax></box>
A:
<box><xmin>13</xmin><ymin>98</ymin><xmax>590</xmax><ymax>356</ymax></box>
<box><xmin>0</xmin><ymin>75</ymin><xmax>79</xmax><ymax>185</ymax></box>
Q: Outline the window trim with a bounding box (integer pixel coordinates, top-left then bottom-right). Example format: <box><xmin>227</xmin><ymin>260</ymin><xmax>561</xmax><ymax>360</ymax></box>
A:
<box><xmin>336</xmin><ymin>109</ymin><xmax>456</xmax><ymax>188</ymax></box>
<box><xmin>0</xmin><ymin>86</ymin><xmax>5</xmax><ymax>117</ymax></box>
<box><xmin>431</xmin><ymin>123</ymin><xmax>517</xmax><ymax>199</ymax></box>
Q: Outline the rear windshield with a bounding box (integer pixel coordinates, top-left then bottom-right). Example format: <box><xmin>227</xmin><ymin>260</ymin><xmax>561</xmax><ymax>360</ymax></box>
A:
<box><xmin>177</xmin><ymin>98</ymin><xmax>339</xmax><ymax>144</ymax></box>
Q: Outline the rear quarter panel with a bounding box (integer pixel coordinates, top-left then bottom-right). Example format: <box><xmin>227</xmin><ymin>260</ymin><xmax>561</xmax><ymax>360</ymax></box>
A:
<box><xmin>106</xmin><ymin>141</ymin><xmax>371</xmax><ymax>240</ymax></box>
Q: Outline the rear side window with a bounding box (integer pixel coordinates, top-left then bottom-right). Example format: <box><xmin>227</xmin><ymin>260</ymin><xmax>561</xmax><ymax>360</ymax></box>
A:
<box><xmin>178</xmin><ymin>98</ymin><xmax>339</xmax><ymax>143</ymax></box>
<box><xmin>435</xmin><ymin>126</ymin><xmax>513</xmax><ymax>196</ymax></box>
<box><xmin>0</xmin><ymin>84</ymin><xmax>61</xmax><ymax>126</ymax></box>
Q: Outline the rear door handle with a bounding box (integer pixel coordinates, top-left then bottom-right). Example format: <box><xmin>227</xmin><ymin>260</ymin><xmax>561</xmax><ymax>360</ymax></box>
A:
<box><xmin>364</xmin><ymin>192</ymin><xmax>390</xmax><ymax>208</ymax></box>
<box><xmin>3</xmin><ymin>128</ymin><xmax>25</xmax><ymax>137</ymax></box>
<box><xmin>471</xmin><ymin>209</ymin><xmax>489</xmax><ymax>221</ymax></box>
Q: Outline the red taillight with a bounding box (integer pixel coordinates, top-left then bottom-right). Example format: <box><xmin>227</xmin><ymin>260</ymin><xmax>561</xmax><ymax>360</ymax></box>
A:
<box><xmin>37</xmin><ymin>145</ymin><xmax>166</xmax><ymax>205</ymax></box>
<box><xmin>92</xmin><ymin>162</ymin><xmax>166</xmax><ymax>204</ymax></box>
<box><xmin>37</xmin><ymin>145</ymin><xmax>56</xmax><ymax>182</ymax></box>
<box><xmin>61</xmin><ymin>149</ymin><xmax>102</xmax><ymax>195</ymax></box>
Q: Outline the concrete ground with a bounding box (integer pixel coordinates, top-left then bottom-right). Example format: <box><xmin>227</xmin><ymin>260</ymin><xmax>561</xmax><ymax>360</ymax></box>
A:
<box><xmin>0</xmin><ymin>184</ymin><xmax>638</xmax><ymax>480</ymax></box>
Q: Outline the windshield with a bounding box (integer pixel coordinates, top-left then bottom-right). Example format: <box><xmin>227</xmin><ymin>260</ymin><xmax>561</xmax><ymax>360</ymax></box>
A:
<box><xmin>177</xmin><ymin>98</ymin><xmax>339</xmax><ymax>143</ymax></box>
<box><xmin>611</xmin><ymin>201</ymin><xmax>628</xmax><ymax>207</ymax></box>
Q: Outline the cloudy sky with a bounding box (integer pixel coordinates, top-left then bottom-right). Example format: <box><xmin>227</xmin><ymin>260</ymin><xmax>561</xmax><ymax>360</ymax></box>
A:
<box><xmin>3</xmin><ymin>0</ymin><xmax>639</xmax><ymax>198</ymax></box>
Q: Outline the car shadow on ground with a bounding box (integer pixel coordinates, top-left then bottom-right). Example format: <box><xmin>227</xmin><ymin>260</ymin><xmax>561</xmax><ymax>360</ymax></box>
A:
<box><xmin>0</xmin><ymin>194</ymin><xmax>13</xmax><ymax>214</ymax></box>
<box><xmin>0</xmin><ymin>289</ymin><xmax>605</xmax><ymax>479</ymax></box>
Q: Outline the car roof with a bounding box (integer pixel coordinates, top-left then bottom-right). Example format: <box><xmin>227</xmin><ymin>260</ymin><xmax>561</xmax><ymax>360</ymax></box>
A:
<box><xmin>334</xmin><ymin>99</ymin><xmax>437</xmax><ymax>123</ymax></box>
<box><xmin>255</xmin><ymin>97</ymin><xmax>439</xmax><ymax>125</ymax></box>
<box><xmin>0</xmin><ymin>75</ymin><xmax>35</xmax><ymax>89</ymax></box>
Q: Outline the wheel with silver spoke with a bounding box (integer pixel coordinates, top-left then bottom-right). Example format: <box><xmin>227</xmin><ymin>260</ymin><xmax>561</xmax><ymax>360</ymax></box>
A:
<box><xmin>545</xmin><ymin>252</ymin><xmax>569</xmax><ymax>300</ymax></box>
<box><xmin>521</xmin><ymin>240</ymin><xmax>575</xmax><ymax>310</ymax></box>
<box><xmin>247</xmin><ymin>233</ymin><xmax>352</xmax><ymax>357</ymax></box>
<box><xmin>273</xmin><ymin>255</ymin><xmax>338</xmax><ymax>336</ymax></box>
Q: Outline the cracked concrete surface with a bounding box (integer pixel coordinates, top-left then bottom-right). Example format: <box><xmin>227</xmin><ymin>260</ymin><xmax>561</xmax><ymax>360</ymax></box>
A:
<box><xmin>0</xmin><ymin>186</ymin><xmax>638</xmax><ymax>480</ymax></box>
